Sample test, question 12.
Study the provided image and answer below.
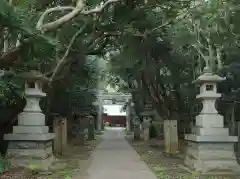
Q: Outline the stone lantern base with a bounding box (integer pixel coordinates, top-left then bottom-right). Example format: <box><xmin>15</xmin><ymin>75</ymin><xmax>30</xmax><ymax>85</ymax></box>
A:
<box><xmin>184</xmin><ymin>134</ymin><xmax>240</xmax><ymax>173</ymax></box>
<box><xmin>4</xmin><ymin>134</ymin><xmax>55</xmax><ymax>170</ymax></box>
<box><xmin>4</xmin><ymin>112</ymin><xmax>55</xmax><ymax>171</ymax></box>
<box><xmin>5</xmin><ymin>140</ymin><xmax>55</xmax><ymax>170</ymax></box>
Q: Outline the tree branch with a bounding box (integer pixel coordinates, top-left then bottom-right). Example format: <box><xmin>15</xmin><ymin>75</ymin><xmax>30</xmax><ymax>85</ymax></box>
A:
<box><xmin>86</xmin><ymin>37</ymin><xmax>109</xmax><ymax>55</ymax></box>
<box><xmin>37</xmin><ymin>7</ymin><xmax>85</xmax><ymax>31</ymax></box>
<box><xmin>37</xmin><ymin>0</ymin><xmax>120</xmax><ymax>32</ymax></box>
<box><xmin>36</xmin><ymin>6</ymin><xmax>75</xmax><ymax>30</ymax></box>
<box><xmin>48</xmin><ymin>24</ymin><xmax>87</xmax><ymax>85</ymax></box>
<box><xmin>141</xmin><ymin>73</ymin><xmax>168</xmax><ymax>120</ymax></box>
<box><xmin>191</xmin><ymin>44</ymin><xmax>206</xmax><ymax>60</ymax></box>
<box><xmin>82</xmin><ymin>0</ymin><xmax>119</xmax><ymax>14</ymax></box>
<box><xmin>216</xmin><ymin>46</ymin><xmax>223</xmax><ymax>70</ymax></box>
<box><xmin>3</xmin><ymin>28</ymin><xmax>9</xmax><ymax>53</ymax></box>
<box><xmin>151</xmin><ymin>20</ymin><xmax>171</xmax><ymax>33</ymax></box>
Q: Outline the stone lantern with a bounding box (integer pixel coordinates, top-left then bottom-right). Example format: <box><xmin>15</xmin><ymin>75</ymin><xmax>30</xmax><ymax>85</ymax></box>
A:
<box><xmin>184</xmin><ymin>70</ymin><xmax>240</xmax><ymax>173</ymax></box>
<box><xmin>4</xmin><ymin>78</ymin><xmax>55</xmax><ymax>170</ymax></box>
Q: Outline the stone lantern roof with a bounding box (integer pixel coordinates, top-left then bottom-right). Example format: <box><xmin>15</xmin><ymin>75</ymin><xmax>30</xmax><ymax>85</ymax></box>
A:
<box><xmin>193</xmin><ymin>72</ymin><xmax>225</xmax><ymax>84</ymax></box>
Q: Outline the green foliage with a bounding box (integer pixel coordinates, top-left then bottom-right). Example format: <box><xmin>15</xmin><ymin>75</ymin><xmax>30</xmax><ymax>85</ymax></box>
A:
<box><xmin>2</xmin><ymin>0</ymin><xmax>240</xmax><ymax>123</ymax></box>
<box><xmin>104</xmin><ymin>0</ymin><xmax>240</xmax><ymax>120</ymax></box>
<box><xmin>70</xmin><ymin>57</ymin><xmax>99</xmax><ymax>114</ymax></box>
<box><xmin>0</xmin><ymin>0</ymin><xmax>32</xmax><ymax>33</ymax></box>
<box><xmin>0</xmin><ymin>0</ymin><xmax>109</xmax><ymax>117</ymax></box>
<box><xmin>0</xmin><ymin>156</ymin><xmax>8</xmax><ymax>174</ymax></box>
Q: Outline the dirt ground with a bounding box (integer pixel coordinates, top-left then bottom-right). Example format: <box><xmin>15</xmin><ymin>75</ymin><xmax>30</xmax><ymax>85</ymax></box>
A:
<box><xmin>0</xmin><ymin>136</ymin><xmax>102</xmax><ymax>179</ymax></box>
<box><xmin>128</xmin><ymin>139</ymin><xmax>240</xmax><ymax>179</ymax></box>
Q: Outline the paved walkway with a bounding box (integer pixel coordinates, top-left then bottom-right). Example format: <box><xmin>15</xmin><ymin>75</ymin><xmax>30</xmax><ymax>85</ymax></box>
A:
<box><xmin>86</xmin><ymin>127</ymin><xmax>157</xmax><ymax>179</ymax></box>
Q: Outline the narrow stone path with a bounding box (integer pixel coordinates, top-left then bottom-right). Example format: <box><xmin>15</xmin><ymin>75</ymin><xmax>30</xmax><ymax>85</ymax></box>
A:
<box><xmin>86</xmin><ymin>127</ymin><xmax>157</xmax><ymax>179</ymax></box>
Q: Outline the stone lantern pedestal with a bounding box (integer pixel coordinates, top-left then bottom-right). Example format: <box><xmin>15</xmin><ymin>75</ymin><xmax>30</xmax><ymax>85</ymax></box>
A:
<box><xmin>184</xmin><ymin>71</ymin><xmax>240</xmax><ymax>173</ymax></box>
<box><xmin>4</xmin><ymin>81</ymin><xmax>55</xmax><ymax>170</ymax></box>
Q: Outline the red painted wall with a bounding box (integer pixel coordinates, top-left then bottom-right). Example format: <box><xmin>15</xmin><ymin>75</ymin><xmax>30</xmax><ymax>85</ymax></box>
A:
<box><xmin>103</xmin><ymin>115</ymin><xmax>126</xmax><ymax>127</ymax></box>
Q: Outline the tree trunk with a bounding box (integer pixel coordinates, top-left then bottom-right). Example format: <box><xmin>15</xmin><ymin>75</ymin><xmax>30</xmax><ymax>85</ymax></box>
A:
<box><xmin>230</xmin><ymin>103</ymin><xmax>236</xmax><ymax>136</ymax></box>
<box><xmin>78</xmin><ymin>116</ymin><xmax>85</xmax><ymax>145</ymax></box>
<box><xmin>88</xmin><ymin>116</ymin><xmax>95</xmax><ymax>140</ymax></box>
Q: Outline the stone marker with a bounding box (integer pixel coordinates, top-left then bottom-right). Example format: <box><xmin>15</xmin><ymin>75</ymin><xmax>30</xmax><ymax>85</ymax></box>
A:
<box><xmin>164</xmin><ymin>120</ymin><xmax>179</xmax><ymax>154</ymax></box>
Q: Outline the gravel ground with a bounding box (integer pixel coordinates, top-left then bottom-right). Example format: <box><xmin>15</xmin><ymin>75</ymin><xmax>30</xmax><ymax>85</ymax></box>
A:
<box><xmin>128</xmin><ymin>139</ymin><xmax>240</xmax><ymax>179</ymax></box>
<box><xmin>0</xmin><ymin>136</ymin><xmax>102</xmax><ymax>179</ymax></box>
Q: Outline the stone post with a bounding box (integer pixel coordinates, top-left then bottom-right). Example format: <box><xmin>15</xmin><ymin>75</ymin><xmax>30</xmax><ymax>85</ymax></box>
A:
<box><xmin>184</xmin><ymin>70</ymin><xmax>240</xmax><ymax>173</ymax></box>
<box><xmin>4</xmin><ymin>81</ymin><xmax>55</xmax><ymax>170</ymax></box>
<box><xmin>53</xmin><ymin>115</ymin><xmax>67</xmax><ymax>156</ymax></box>
<box><xmin>164</xmin><ymin>120</ymin><xmax>178</xmax><ymax>154</ymax></box>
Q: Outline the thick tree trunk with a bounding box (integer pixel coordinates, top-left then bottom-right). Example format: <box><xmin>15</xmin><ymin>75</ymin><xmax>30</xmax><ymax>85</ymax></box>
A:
<box><xmin>88</xmin><ymin>116</ymin><xmax>95</xmax><ymax>140</ymax></box>
<box><xmin>78</xmin><ymin>116</ymin><xmax>85</xmax><ymax>145</ymax></box>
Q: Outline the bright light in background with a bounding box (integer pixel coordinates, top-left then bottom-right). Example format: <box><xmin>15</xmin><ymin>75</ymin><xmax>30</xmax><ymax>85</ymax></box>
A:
<box><xmin>103</xmin><ymin>105</ymin><xmax>126</xmax><ymax>116</ymax></box>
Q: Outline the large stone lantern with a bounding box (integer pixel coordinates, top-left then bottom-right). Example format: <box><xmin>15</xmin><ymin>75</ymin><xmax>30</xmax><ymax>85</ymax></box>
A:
<box><xmin>4</xmin><ymin>75</ymin><xmax>55</xmax><ymax>170</ymax></box>
<box><xmin>184</xmin><ymin>69</ymin><xmax>240</xmax><ymax>173</ymax></box>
